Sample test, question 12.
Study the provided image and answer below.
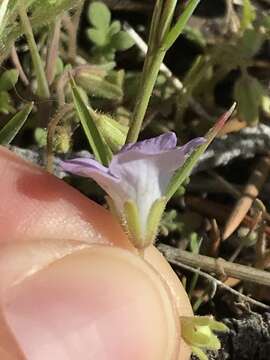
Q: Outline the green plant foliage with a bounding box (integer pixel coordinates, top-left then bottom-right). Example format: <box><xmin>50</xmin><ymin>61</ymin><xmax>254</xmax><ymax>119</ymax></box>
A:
<box><xmin>0</xmin><ymin>102</ymin><xmax>33</xmax><ymax>144</ymax></box>
<box><xmin>111</xmin><ymin>31</ymin><xmax>135</xmax><ymax>51</ymax></box>
<box><xmin>88</xmin><ymin>1</ymin><xmax>111</xmax><ymax>30</ymax></box>
<box><xmin>234</xmin><ymin>74</ymin><xmax>264</xmax><ymax>125</ymax></box>
<box><xmin>0</xmin><ymin>69</ymin><xmax>19</xmax><ymax>114</ymax></box>
<box><xmin>0</xmin><ymin>0</ymin><xmax>82</xmax><ymax>63</ymax></box>
<box><xmin>0</xmin><ymin>69</ymin><xmax>19</xmax><ymax>91</ymax></box>
<box><xmin>86</xmin><ymin>1</ymin><xmax>134</xmax><ymax>63</ymax></box>
<box><xmin>240</xmin><ymin>28</ymin><xmax>264</xmax><ymax>58</ymax></box>
<box><xmin>70</xmin><ymin>77</ymin><xmax>112</xmax><ymax>165</ymax></box>
<box><xmin>241</xmin><ymin>0</ymin><xmax>256</xmax><ymax>31</ymax></box>
<box><xmin>75</xmin><ymin>69</ymin><xmax>123</xmax><ymax>101</ymax></box>
<box><xmin>34</xmin><ymin>127</ymin><xmax>47</xmax><ymax>147</ymax></box>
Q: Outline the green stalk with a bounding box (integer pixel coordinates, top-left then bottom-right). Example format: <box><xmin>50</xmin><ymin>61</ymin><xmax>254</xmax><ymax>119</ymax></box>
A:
<box><xmin>163</xmin><ymin>0</ymin><xmax>200</xmax><ymax>50</ymax></box>
<box><xmin>126</xmin><ymin>0</ymin><xmax>201</xmax><ymax>144</ymax></box>
<box><xmin>19</xmin><ymin>2</ymin><xmax>50</xmax><ymax>98</ymax></box>
<box><xmin>126</xmin><ymin>48</ymin><xmax>166</xmax><ymax>143</ymax></box>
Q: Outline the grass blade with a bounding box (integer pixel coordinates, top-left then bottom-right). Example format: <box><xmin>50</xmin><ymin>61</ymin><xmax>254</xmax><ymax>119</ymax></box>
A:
<box><xmin>163</xmin><ymin>0</ymin><xmax>200</xmax><ymax>50</ymax></box>
<box><xmin>0</xmin><ymin>102</ymin><xmax>33</xmax><ymax>145</ymax></box>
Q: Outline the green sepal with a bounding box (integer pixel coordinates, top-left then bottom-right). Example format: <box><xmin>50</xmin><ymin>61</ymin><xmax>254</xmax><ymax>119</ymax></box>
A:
<box><xmin>123</xmin><ymin>200</ymin><xmax>143</xmax><ymax>249</ymax></box>
<box><xmin>191</xmin><ymin>346</ymin><xmax>208</xmax><ymax>360</ymax></box>
<box><xmin>105</xmin><ymin>196</ymin><xmax>119</xmax><ymax>219</ymax></box>
<box><xmin>181</xmin><ymin>315</ymin><xmax>227</xmax><ymax>358</ymax></box>
<box><xmin>146</xmin><ymin>197</ymin><xmax>167</xmax><ymax>246</ymax></box>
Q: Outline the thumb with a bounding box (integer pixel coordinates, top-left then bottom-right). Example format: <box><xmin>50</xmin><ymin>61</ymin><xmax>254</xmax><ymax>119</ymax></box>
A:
<box><xmin>1</xmin><ymin>241</ymin><xmax>180</xmax><ymax>360</ymax></box>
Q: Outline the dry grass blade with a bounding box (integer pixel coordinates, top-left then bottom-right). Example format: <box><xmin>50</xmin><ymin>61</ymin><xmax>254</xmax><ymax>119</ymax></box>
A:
<box><xmin>222</xmin><ymin>156</ymin><xmax>270</xmax><ymax>240</ymax></box>
<box><xmin>186</xmin><ymin>195</ymin><xmax>270</xmax><ymax>238</ymax></box>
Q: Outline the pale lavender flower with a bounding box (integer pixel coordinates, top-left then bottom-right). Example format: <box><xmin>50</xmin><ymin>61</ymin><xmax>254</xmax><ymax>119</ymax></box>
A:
<box><xmin>61</xmin><ymin>132</ymin><xmax>204</xmax><ymax>248</ymax></box>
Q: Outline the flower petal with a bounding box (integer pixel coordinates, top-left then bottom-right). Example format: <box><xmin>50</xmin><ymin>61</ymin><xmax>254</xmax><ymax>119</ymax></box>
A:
<box><xmin>120</xmin><ymin>132</ymin><xmax>177</xmax><ymax>155</ymax></box>
<box><xmin>60</xmin><ymin>158</ymin><xmax>114</xmax><ymax>180</ymax></box>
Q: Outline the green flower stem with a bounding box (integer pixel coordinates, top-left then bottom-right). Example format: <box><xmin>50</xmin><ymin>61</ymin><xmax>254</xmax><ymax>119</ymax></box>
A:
<box><xmin>126</xmin><ymin>48</ymin><xmax>166</xmax><ymax>143</ymax></box>
<box><xmin>126</xmin><ymin>0</ymin><xmax>201</xmax><ymax>144</ymax></box>
<box><xmin>19</xmin><ymin>2</ymin><xmax>50</xmax><ymax>98</ymax></box>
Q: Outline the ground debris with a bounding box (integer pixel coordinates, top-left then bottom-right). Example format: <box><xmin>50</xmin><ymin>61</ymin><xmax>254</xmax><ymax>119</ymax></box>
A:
<box><xmin>192</xmin><ymin>311</ymin><xmax>270</xmax><ymax>360</ymax></box>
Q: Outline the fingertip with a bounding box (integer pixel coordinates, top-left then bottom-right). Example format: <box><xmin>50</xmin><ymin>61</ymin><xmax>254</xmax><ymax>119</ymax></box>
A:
<box><xmin>0</xmin><ymin>147</ymin><xmax>131</xmax><ymax>249</ymax></box>
<box><xmin>3</xmin><ymin>246</ymin><xmax>180</xmax><ymax>360</ymax></box>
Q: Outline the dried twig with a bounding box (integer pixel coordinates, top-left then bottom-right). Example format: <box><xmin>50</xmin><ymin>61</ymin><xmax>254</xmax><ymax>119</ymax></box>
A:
<box><xmin>158</xmin><ymin>244</ymin><xmax>270</xmax><ymax>287</ymax></box>
<box><xmin>223</xmin><ymin>156</ymin><xmax>270</xmax><ymax>240</ymax></box>
<box><xmin>158</xmin><ymin>244</ymin><xmax>270</xmax><ymax>310</ymax></box>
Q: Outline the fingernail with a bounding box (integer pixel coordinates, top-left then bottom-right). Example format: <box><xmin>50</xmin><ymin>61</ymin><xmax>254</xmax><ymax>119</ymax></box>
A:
<box><xmin>3</xmin><ymin>246</ymin><xmax>179</xmax><ymax>360</ymax></box>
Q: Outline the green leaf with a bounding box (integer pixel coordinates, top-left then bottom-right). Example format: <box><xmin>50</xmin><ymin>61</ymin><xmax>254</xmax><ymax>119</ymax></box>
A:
<box><xmin>262</xmin><ymin>95</ymin><xmax>270</xmax><ymax>116</ymax></box>
<box><xmin>240</xmin><ymin>29</ymin><xmax>264</xmax><ymax>58</ymax></box>
<box><xmin>0</xmin><ymin>0</ymin><xmax>82</xmax><ymax>63</ymax></box>
<box><xmin>163</xmin><ymin>0</ymin><xmax>200</xmax><ymax>50</ymax></box>
<box><xmin>0</xmin><ymin>102</ymin><xmax>33</xmax><ymax>145</ymax></box>
<box><xmin>0</xmin><ymin>69</ymin><xmax>19</xmax><ymax>91</ymax></box>
<box><xmin>184</xmin><ymin>26</ymin><xmax>206</xmax><ymax>48</ymax></box>
<box><xmin>70</xmin><ymin>77</ymin><xmax>112</xmax><ymax>165</ymax></box>
<box><xmin>87</xmin><ymin>28</ymin><xmax>107</xmax><ymax>47</ymax></box>
<box><xmin>111</xmin><ymin>31</ymin><xmax>135</xmax><ymax>51</ymax></box>
<box><xmin>241</xmin><ymin>0</ymin><xmax>256</xmax><ymax>31</ymax></box>
<box><xmin>88</xmin><ymin>1</ymin><xmax>111</xmax><ymax>30</ymax></box>
<box><xmin>234</xmin><ymin>75</ymin><xmax>264</xmax><ymax>125</ymax></box>
<box><xmin>0</xmin><ymin>91</ymin><xmax>14</xmax><ymax>114</ymax></box>
<box><xmin>0</xmin><ymin>0</ymin><xmax>9</xmax><ymax>38</ymax></box>
<box><xmin>165</xmin><ymin>104</ymin><xmax>236</xmax><ymax>200</ymax></box>
<box><xmin>76</xmin><ymin>73</ymin><xmax>123</xmax><ymax>101</ymax></box>
<box><xmin>109</xmin><ymin>20</ymin><xmax>121</xmax><ymax>36</ymax></box>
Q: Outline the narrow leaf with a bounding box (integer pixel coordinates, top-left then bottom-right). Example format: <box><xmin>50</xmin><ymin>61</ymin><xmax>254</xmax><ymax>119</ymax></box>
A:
<box><xmin>70</xmin><ymin>77</ymin><xmax>112</xmax><ymax>165</ymax></box>
<box><xmin>166</xmin><ymin>103</ymin><xmax>236</xmax><ymax>199</ymax></box>
<box><xmin>0</xmin><ymin>102</ymin><xmax>33</xmax><ymax>144</ymax></box>
<box><xmin>0</xmin><ymin>0</ymin><xmax>9</xmax><ymax>37</ymax></box>
<box><xmin>163</xmin><ymin>0</ymin><xmax>200</xmax><ymax>50</ymax></box>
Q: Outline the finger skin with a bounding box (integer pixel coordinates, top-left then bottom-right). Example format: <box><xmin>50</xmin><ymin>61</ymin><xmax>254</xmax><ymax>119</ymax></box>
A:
<box><xmin>0</xmin><ymin>147</ymin><xmax>192</xmax><ymax>359</ymax></box>
<box><xmin>0</xmin><ymin>147</ymin><xmax>131</xmax><ymax>248</ymax></box>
